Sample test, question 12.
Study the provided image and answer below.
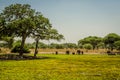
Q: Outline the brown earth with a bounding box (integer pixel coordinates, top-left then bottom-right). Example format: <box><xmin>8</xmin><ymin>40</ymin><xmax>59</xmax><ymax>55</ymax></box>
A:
<box><xmin>0</xmin><ymin>48</ymin><xmax>117</xmax><ymax>54</ymax></box>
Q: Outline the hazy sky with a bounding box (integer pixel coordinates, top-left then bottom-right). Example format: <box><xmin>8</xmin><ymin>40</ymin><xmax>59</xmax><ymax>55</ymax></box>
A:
<box><xmin>0</xmin><ymin>0</ymin><xmax>120</xmax><ymax>43</ymax></box>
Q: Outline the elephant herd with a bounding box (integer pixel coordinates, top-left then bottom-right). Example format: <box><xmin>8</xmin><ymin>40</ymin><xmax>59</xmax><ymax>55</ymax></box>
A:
<box><xmin>55</xmin><ymin>50</ymin><xmax>84</xmax><ymax>55</ymax></box>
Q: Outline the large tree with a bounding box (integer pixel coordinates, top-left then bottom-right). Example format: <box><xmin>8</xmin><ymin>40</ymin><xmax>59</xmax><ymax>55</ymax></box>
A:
<box><xmin>78</xmin><ymin>36</ymin><xmax>102</xmax><ymax>50</ymax></box>
<box><xmin>1</xmin><ymin>4</ymin><xmax>64</xmax><ymax>57</ymax></box>
<box><xmin>104</xmin><ymin>33</ymin><xmax>120</xmax><ymax>51</ymax></box>
<box><xmin>32</xmin><ymin>17</ymin><xmax>64</xmax><ymax>57</ymax></box>
<box><xmin>0</xmin><ymin>4</ymin><xmax>35</xmax><ymax>56</ymax></box>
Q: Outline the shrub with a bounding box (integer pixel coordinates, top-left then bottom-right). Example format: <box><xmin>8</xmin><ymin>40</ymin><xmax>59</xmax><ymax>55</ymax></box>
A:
<box><xmin>83</xmin><ymin>43</ymin><xmax>93</xmax><ymax>50</ymax></box>
<box><xmin>11</xmin><ymin>44</ymin><xmax>30</xmax><ymax>53</ymax></box>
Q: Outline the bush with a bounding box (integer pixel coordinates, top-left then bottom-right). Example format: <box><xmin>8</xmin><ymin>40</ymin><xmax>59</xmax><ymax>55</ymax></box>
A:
<box><xmin>11</xmin><ymin>44</ymin><xmax>30</xmax><ymax>53</ymax></box>
<box><xmin>83</xmin><ymin>44</ymin><xmax>93</xmax><ymax>50</ymax></box>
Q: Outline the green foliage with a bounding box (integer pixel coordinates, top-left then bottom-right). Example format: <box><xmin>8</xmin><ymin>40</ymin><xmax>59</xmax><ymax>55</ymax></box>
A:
<box><xmin>0</xmin><ymin>54</ymin><xmax>120</xmax><ymax>80</ymax></box>
<box><xmin>1</xmin><ymin>4</ymin><xmax>35</xmax><ymax>37</ymax></box>
<box><xmin>55</xmin><ymin>44</ymin><xmax>64</xmax><ymax>49</ymax></box>
<box><xmin>11</xmin><ymin>44</ymin><xmax>30</xmax><ymax>53</ymax></box>
<box><xmin>37</xmin><ymin>42</ymin><xmax>48</xmax><ymax>49</ymax></box>
<box><xmin>25</xmin><ymin>43</ymin><xmax>35</xmax><ymax>49</ymax></box>
<box><xmin>63</xmin><ymin>43</ymin><xmax>78</xmax><ymax>49</ymax></box>
<box><xmin>78</xmin><ymin>36</ymin><xmax>102</xmax><ymax>50</ymax></box>
<box><xmin>78</xmin><ymin>33</ymin><xmax>120</xmax><ymax>50</ymax></box>
<box><xmin>0</xmin><ymin>41</ymin><xmax>8</xmax><ymax>47</ymax></box>
<box><xmin>1</xmin><ymin>36</ymin><xmax>14</xmax><ymax>48</ymax></box>
<box><xmin>47</xmin><ymin>29</ymin><xmax>64</xmax><ymax>41</ymax></box>
<box><xmin>97</xmin><ymin>42</ymin><xmax>105</xmax><ymax>49</ymax></box>
<box><xmin>0</xmin><ymin>3</ymin><xmax>64</xmax><ymax>56</ymax></box>
<box><xmin>114</xmin><ymin>40</ymin><xmax>120</xmax><ymax>50</ymax></box>
<box><xmin>49</xmin><ymin>43</ymin><xmax>64</xmax><ymax>49</ymax></box>
<box><xmin>104</xmin><ymin>33</ymin><xmax>120</xmax><ymax>51</ymax></box>
<box><xmin>0</xmin><ymin>4</ymin><xmax>35</xmax><ymax>55</ymax></box>
<box><xmin>11</xmin><ymin>40</ymin><xmax>30</xmax><ymax>53</ymax></box>
<box><xmin>83</xmin><ymin>43</ymin><xmax>93</xmax><ymax>50</ymax></box>
<box><xmin>28</xmin><ymin>42</ymin><xmax>48</xmax><ymax>49</ymax></box>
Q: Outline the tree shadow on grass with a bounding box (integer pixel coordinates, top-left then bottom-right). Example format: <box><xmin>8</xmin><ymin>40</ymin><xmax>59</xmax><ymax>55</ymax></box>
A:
<box><xmin>0</xmin><ymin>53</ymin><xmax>54</xmax><ymax>61</ymax></box>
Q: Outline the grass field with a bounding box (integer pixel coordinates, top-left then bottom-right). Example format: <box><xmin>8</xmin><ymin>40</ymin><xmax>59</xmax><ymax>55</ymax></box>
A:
<box><xmin>0</xmin><ymin>54</ymin><xmax>120</xmax><ymax>80</ymax></box>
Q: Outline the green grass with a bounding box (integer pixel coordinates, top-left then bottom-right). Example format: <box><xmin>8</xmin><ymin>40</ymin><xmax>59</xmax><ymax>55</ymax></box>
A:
<box><xmin>0</xmin><ymin>54</ymin><xmax>120</xmax><ymax>80</ymax></box>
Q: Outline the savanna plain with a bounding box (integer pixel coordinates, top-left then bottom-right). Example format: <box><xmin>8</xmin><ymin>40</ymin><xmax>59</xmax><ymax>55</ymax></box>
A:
<box><xmin>0</xmin><ymin>54</ymin><xmax>120</xmax><ymax>80</ymax></box>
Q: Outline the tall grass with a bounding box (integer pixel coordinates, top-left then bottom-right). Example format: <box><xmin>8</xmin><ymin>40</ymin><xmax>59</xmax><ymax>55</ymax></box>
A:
<box><xmin>0</xmin><ymin>54</ymin><xmax>120</xmax><ymax>80</ymax></box>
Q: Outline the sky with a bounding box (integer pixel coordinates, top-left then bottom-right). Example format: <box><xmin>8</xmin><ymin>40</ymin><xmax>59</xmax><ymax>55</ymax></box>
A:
<box><xmin>0</xmin><ymin>0</ymin><xmax>120</xmax><ymax>44</ymax></box>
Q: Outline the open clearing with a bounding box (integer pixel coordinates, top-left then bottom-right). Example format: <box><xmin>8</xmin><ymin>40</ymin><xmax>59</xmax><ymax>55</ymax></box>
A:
<box><xmin>0</xmin><ymin>54</ymin><xmax>120</xmax><ymax>80</ymax></box>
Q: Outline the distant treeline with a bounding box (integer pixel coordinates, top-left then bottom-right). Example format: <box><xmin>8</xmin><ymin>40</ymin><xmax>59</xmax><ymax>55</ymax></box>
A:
<box><xmin>1</xmin><ymin>33</ymin><xmax>120</xmax><ymax>51</ymax></box>
<box><xmin>27</xmin><ymin>33</ymin><xmax>120</xmax><ymax>51</ymax></box>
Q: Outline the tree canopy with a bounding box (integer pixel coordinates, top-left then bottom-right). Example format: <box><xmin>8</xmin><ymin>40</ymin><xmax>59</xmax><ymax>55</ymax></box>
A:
<box><xmin>0</xmin><ymin>3</ymin><xmax>64</xmax><ymax>57</ymax></box>
<box><xmin>78</xmin><ymin>36</ymin><xmax>102</xmax><ymax>50</ymax></box>
<box><xmin>104</xmin><ymin>33</ymin><xmax>120</xmax><ymax>51</ymax></box>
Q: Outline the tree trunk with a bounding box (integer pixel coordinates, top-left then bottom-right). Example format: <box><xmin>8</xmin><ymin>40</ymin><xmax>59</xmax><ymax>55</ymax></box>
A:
<box><xmin>34</xmin><ymin>37</ymin><xmax>39</xmax><ymax>57</ymax></box>
<box><xmin>93</xmin><ymin>46</ymin><xmax>95</xmax><ymax>50</ymax></box>
<box><xmin>19</xmin><ymin>34</ymin><xmax>26</xmax><ymax>56</ymax></box>
<box><xmin>111</xmin><ymin>47</ymin><xmax>114</xmax><ymax>51</ymax></box>
<box><xmin>110</xmin><ymin>43</ymin><xmax>114</xmax><ymax>51</ymax></box>
<box><xmin>8</xmin><ymin>37</ymin><xmax>14</xmax><ymax>49</ymax></box>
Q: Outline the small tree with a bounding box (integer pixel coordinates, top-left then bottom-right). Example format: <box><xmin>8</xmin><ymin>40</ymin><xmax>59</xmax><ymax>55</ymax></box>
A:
<box><xmin>31</xmin><ymin>12</ymin><xmax>52</xmax><ymax>57</ymax></box>
<box><xmin>31</xmin><ymin>12</ymin><xmax>64</xmax><ymax>57</ymax></box>
<box><xmin>83</xmin><ymin>43</ymin><xmax>93</xmax><ymax>50</ymax></box>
